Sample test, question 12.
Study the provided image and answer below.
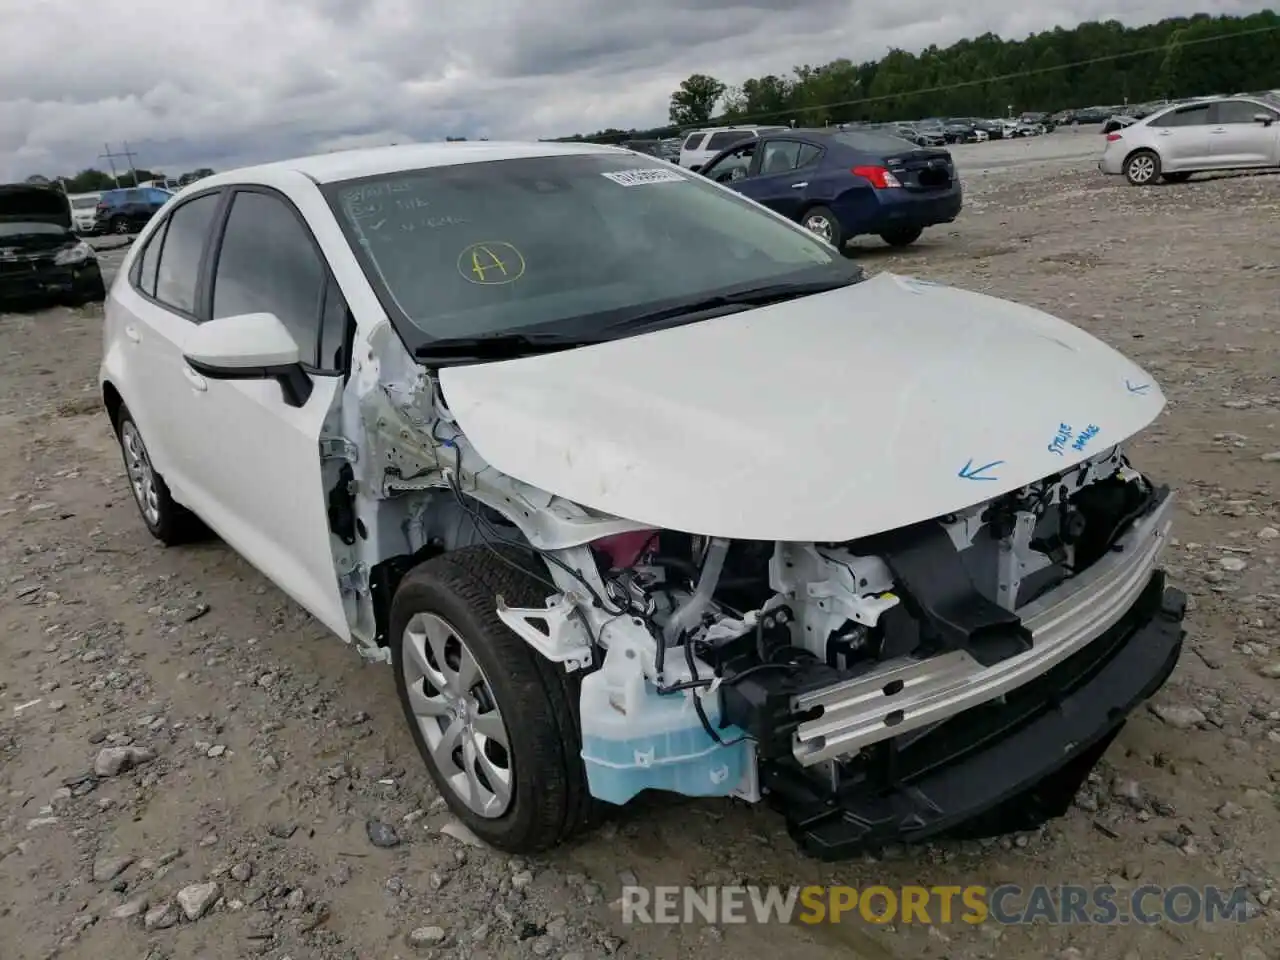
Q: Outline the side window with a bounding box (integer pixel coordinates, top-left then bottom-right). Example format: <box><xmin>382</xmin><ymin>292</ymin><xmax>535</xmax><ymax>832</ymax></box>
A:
<box><xmin>1152</xmin><ymin>105</ymin><xmax>1210</xmax><ymax>128</ymax></box>
<box><xmin>759</xmin><ymin>140</ymin><xmax>803</xmax><ymax>175</ymax></box>
<box><xmin>703</xmin><ymin>142</ymin><xmax>756</xmax><ymax>183</ymax></box>
<box><xmin>124</xmin><ymin>189</ymin><xmax>142</xmax><ymax>202</ymax></box>
<box><xmin>134</xmin><ymin>219</ymin><xmax>168</xmax><ymax>297</ymax></box>
<box><xmin>796</xmin><ymin>143</ymin><xmax>823</xmax><ymax>168</ymax></box>
<box><xmin>318</xmin><ymin>275</ymin><xmax>351</xmax><ymax>372</ymax></box>
<box><xmin>681</xmin><ymin>133</ymin><xmax>704</xmax><ymax>151</ymax></box>
<box><xmin>154</xmin><ymin>193</ymin><xmax>220</xmax><ymax>314</ymax></box>
<box><xmin>706</xmin><ymin>130</ymin><xmax>752</xmax><ymax>151</ymax></box>
<box><xmin>1213</xmin><ymin>100</ymin><xmax>1269</xmax><ymax>124</ymax></box>
<box><xmin>147</xmin><ymin>189</ymin><xmax>170</xmax><ymax>203</ymax></box>
<box><xmin>211</xmin><ymin>191</ymin><xmax>326</xmax><ymax>368</ymax></box>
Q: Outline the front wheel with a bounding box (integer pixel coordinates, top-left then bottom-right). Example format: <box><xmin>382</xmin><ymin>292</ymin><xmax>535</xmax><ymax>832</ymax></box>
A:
<box><xmin>1124</xmin><ymin>150</ymin><xmax>1161</xmax><ymax>186</ymax></box>
<box><xmin>115</xmin><ymin>407</ymin><xmax>202</xmax><ymax>545</ymax></box>
<box><xmin>880</xmin><ymin>226</ymin><xmax>924</xmax><ymax>247</ymax></box>
<box><xmin>800</xmin><ymin>205</ymin><xmax>846</xmax><ymax>250</ymax></box>
<box><xmin>390</xmin><ymin>546</ymin><xmax>600</xmax><ymax>853</ymax></box>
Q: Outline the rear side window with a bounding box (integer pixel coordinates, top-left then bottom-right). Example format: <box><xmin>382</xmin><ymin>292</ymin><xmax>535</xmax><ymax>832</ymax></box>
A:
<box><xmin>706</xmin><ymin>130</ymin><xmax>753</xmax><ymax>151</ymax></box>
<box><xmin>154</xmin><ymin>193</ymin><xmax>220</xmax><ymax>315</ymax></box>
<box><xmin>1150</xmin><ymin>104</ymin><xmax>1210</xmax><ymax>127</ymax></box>
<box><xmin>211</xmin><ymin>190</ymin><xmax>326</xmax><ymax>367</ymax></box>
<box><xmin>134</xmin><ymin>220</ymin><xmax>168</xmax><ymax>297</ymax></box>
<box><xmin>681</xmin><ymin>133</ymin><xmax>704</xmax><ymax>151</ymax></box>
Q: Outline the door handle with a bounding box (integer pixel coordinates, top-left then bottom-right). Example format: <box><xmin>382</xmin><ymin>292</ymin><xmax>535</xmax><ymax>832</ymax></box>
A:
<box><xmin>790</xmin><ymin>182</ymin><xmax>808</xmax><ymax>188</ymax></box>
<box><xmin>182</xmin><ymin>366</ymin><xmax>207</xmax><ymax>391</ymax></box>
<box><xmin>124</xmin><ymin>325</ymin><xmax>141</xmax><ymax>343</ymax></box>
<box><xmin>1210</xmin><ymin>128</ymin><xmax>1227</xmax><ymax>134</ymax></box>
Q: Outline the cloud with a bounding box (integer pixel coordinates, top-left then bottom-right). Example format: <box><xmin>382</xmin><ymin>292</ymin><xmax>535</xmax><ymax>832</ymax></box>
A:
<box><xmin>0</xmin><ymin>0</ymin><xmax>1269</xmax><ymax>179</ymax></box>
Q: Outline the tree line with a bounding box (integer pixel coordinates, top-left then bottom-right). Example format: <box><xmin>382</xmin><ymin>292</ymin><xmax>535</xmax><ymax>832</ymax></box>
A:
<box><xmin>558</xmin><ymin>10</ymin><xmax>1279</xmax><ymax>143</ymax></box>
<box><xmin>26</xmin><ymin>167</ymin><xmax>217</xmax><ymax>194</ymax></box>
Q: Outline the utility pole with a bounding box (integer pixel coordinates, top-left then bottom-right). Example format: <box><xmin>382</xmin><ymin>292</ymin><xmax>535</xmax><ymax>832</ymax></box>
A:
<box><xmin>100</xmin><ymin>144</ymin><xmax>120</xmax><ymax>187</ymax></box>
<box><xmin>99</xmin><ymin>142</ymin><xmax>140</xmax><ymax>186</ymax></box>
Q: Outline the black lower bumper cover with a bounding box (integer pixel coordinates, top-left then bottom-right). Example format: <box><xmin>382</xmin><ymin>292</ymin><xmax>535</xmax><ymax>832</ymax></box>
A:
<box><xmin>770</xmin><ymin>575</ymin><xmax>1186</xmax><ymax>860</ymax></box>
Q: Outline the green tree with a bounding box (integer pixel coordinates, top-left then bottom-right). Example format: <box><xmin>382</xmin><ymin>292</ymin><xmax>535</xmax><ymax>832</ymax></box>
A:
<box><xmin>669</xmin><ymin>73</ymin><xmax>726</xmax><ymax>126</ymax></box>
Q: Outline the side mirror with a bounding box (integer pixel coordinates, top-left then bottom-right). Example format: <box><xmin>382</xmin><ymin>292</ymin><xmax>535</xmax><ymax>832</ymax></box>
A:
<box><xmin>689</xmin><ymin>164</ymin><xmax>702</xmax><ymax>173</ymax></box>
<box><xmin>182</xmin><ymin>312</ymin><xmax>313</xmax><ymax>407</ymax></box>
<box><xmin>1254</xmin><ymin>113</ymin><xmax>1274</xmax><ymax>126</ymax></box>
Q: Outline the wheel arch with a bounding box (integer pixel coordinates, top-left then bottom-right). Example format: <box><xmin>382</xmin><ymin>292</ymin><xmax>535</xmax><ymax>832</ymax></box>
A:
<box><xmin>102</xmin><ymin>380</ymin><xmax>125</xmax><ymax>431</ymax></box>
<box><xmin>1122</xmin><ymin>145</ymin><xmax>1160</xmax><ymax>171</ymax></box>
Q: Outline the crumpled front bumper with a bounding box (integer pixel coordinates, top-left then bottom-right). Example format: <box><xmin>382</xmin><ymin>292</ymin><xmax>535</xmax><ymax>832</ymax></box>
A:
<box><xmin>769</xmin><ymin>573</ymin><xmax>1185</xmax><ymax>859</ymax></box>
<box><xmin>791</xmin><ymin>488</ymin><xmax>1176</xmax><ymax>766</ymax></box>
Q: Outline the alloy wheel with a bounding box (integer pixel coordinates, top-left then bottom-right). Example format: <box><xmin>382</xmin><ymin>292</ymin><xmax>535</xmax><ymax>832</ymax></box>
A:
<box><xmin>803</xmin><ymin>213</ymin><xmax>833</xmax><ymax>243</ymax></box>
<box><xmin>401</xmin><ymin>612</ymin><xmax>513</xmax><ymax>818</ymax></box>
<box><xmin>1128</xmin><ymin>155</ymin><xmax>1156</xmax><ymax>184</ymax></box>
<box><xmin>121</xmin><ymin>421</ymin><xmax>161</xmax><ymax>526</ymax></box>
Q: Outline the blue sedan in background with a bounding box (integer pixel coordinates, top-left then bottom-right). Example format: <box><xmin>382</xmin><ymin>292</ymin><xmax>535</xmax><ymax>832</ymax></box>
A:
<box><xmin>696</xmin><ymin>128</ymin><xmax>963</xmax><ymax>251</ymax></box>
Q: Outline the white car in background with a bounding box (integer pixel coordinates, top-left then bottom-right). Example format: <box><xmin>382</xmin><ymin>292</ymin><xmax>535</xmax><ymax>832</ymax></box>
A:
<box><xmin>678</xmin><ymin>126</ymin><xmax>787</xmax><ymax>170</ymax></box>
<box><xmin>98</xmin><ymin>141</ymin><xmax>1185</xmax><ymax>858</ymax></box>
<box><xmin>1099</xmin><ymin>94</ymin><xmax>1280</xmax><ymax>184</ymax></box>
<box><xmin>67</xmin><ymin>192</ymin><xmax>102</xmax><ymax>234</ymax></box>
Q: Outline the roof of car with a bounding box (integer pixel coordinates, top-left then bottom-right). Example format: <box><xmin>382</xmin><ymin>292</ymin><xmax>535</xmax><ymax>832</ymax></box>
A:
<box><xmin>196</xmin><ymin>141</ymin><xmax>623</xmax><ymax>188</ymax></box>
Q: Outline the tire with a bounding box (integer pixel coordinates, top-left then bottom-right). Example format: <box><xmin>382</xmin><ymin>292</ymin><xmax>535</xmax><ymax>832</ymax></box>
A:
<box><xmin>880</xmin><ymin>226</ymin><xmax>924</xmax><ymax>247</ymax></box>
<box><xmin>1124</xmin><ymin>150</ymin><xmax>1161</xmax><ymax>186</ymax></box>
<box><xmin>390</xmin><ymin>546</ymin><xmax>600</xmax><ymax>854</ymax></box>
<box><xmin>114</xmin><ymin>406</ymin><xmax>202</xmax><ymax>545</ymax></box>
<box><xmin>110</xmin><ymin>216</ymin><xmax>130</xmax><ymax>235</ymax></box>
<box><xmin>1161</xmin><ymin>171</ymin><xmax>1192</xmax><ymax>184</ymax></box>
<box><xmin>800</xmin><ymin>205</ymin><xmax>845</xmax><ymax>250</ymax></box>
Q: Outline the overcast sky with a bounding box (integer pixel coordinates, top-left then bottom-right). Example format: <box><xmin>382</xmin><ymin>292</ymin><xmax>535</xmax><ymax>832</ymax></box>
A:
<box><xmin>0</xmin><ymin>0</ymin><xmax>1269</xmax><ymax>180</ymax></box>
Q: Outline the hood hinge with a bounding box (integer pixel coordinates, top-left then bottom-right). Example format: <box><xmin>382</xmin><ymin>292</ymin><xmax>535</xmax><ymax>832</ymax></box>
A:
<box><xmin>320</xmin><ymin>435</ymin><xmax>359</xmax><ymax>462</ymax></box>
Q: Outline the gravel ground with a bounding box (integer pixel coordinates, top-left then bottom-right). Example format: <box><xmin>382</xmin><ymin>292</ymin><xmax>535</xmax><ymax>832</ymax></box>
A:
<box><xmin>1</xmin><ymin>136</ymin><xmax>1278</xmax><ymax>960</ymax></box>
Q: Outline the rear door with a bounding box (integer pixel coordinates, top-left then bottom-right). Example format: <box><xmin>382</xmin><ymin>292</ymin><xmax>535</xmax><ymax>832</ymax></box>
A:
<box><xmin>178</xmin><ymin>186</ymin><xmax>352</xmax><ymax>639</ymax></box>
<box><xmin>1208</xmin><ymin>99</ymin><xmax>1280</xmax><ymax>167</ymax></box>
<box><xmin>1146</xmin><ymin>103</ymin><xmax>1214</xmax><ymax>169</ymax></box>
<box><xmin>735</xmin><ymin>138</ymin><xmax>825</xmax><ymax>220</ymax></box>
<box><xmin>109</xmin><ymin>190</ymin><xmax>224</xmax><ymax>504</ymax></box>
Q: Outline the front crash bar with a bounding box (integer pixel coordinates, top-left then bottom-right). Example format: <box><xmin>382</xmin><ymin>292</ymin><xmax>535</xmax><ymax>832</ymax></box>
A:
<box><xmin>790</xmin><ymin>487</ymin><xmax>1176</xmax><ymax>766</ymax></box>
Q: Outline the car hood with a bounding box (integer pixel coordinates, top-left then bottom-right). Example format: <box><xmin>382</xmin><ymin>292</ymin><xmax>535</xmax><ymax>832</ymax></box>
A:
<box><xmin>438</xmin><ymin>272</ymin><xmax>1166</xmax><ymax>542</ymax></box>
<box><xmin>0</xmin><ymin>184</ymin><xmax>72</xmax><ymax>229</ymax></box>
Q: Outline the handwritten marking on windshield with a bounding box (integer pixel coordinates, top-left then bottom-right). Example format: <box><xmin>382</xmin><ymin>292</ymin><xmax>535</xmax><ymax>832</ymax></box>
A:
<box><xmin>458</xmin><ymin>242</ymin><xmax>525</xmax><ymax>285</ymax></box>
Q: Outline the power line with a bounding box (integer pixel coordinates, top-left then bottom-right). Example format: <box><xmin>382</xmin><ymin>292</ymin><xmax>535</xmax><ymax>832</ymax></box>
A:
<box><xmin>667</xmin><ymin>22</ymin><xmax>1280</xmax><ymax>132</ymax></box>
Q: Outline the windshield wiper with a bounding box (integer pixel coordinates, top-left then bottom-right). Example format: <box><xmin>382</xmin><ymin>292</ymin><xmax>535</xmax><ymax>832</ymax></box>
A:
<box><xmin>599</xmin><ymin>276</ymin><xmax>862</xmax><ymax>334</ymax></box>
<box><xmin>413</xmin><ymin>331</ymin><xmax>599</xmax><ymax>362</ymax></box>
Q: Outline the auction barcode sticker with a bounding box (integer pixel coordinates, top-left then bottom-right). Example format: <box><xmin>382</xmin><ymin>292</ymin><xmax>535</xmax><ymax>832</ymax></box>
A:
<box><xmin>601</xmin><ymin>168</ymin><xmax>686</xmax><ymax>186</ymax></box>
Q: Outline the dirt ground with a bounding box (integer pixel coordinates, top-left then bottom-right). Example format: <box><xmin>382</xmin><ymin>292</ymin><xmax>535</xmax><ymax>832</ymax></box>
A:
<box><xmin>1</xmin><ymin>135</ymin><xmax>1278</xmax><ymax>960</ymax></box>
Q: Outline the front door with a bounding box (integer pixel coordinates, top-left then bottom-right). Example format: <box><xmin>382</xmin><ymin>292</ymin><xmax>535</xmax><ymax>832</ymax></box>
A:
<box><xmin>181</xmin><ymin>186</ymin><xmax>352</xmax><ymax>639</ymax></box>
<box><xmin>1208</xmin><ymin>99</ymin><xmax>1280</xmax><ymax>167</ymax></box>
<box><xmin>738</xmin><ymin>139</ymin><xmax>824</xmax><ymax>220</ymax></box>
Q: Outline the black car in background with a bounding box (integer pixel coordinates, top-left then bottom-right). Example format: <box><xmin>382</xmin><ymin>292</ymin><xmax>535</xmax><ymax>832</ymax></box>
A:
<box><xmin>94</xmin><ymin>186</ymin><xmax>174</xmax><ymax>235</ymax></box>
<box><xmin>0</xmin><ymin>183</ymin><xmax>106</xmax><ymax>307</ymax></box>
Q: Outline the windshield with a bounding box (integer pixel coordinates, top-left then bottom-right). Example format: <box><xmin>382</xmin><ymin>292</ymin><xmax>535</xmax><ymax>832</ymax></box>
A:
<box><xmin>324</xmin><ymin>152</ymin><xmax>856</xmax><ymax>345</ymax></box>
<box><xmin>0</xmin><ymin>222</ymin><xmax>67</xmax><ymax>237</ymax></box>
<box><xmin>70</xmin><ymin>197</ymin><xmax>98</xmax><ymax>209</ymax></box>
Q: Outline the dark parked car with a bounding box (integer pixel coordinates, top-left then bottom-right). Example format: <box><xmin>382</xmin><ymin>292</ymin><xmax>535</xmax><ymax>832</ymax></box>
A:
<box><xmin>94</xmin><ymin>186</ymin><xmax>173</xmax><ymax>235</ymax></box>
<box><xmin>0</xmin><ymin>183</ymin><xmax>106</xmax><ymax>307</ymax></box>
<box><xmin>696</xmin><ymin>128</ymin><xmax>962</xmax><ymax>249</ymax></box>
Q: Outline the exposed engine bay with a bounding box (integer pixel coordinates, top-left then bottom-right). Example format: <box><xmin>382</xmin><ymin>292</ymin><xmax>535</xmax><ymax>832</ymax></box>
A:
<box><xmin>327</xmin><ymin>331</ymin><xmax>1183</xmax><ymax>858</ymax></box>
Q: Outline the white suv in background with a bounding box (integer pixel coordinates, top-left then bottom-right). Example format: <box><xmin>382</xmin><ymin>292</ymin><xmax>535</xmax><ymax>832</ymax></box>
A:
<box><xmin>68</xmin><ymin>192</ymin><xmax>102</xmax><ymax>234</ymax></box>
<box><xmin>678</xmin><ymin>126</ymin><xmax>787</xmax><ymax>170</ymax></box>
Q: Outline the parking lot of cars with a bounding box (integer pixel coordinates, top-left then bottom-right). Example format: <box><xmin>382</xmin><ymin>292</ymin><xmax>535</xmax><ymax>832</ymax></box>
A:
<box><xmin>1</xmin><ymin>128</ymin><xmax>1278</xmax><ymax>960</ymax></box>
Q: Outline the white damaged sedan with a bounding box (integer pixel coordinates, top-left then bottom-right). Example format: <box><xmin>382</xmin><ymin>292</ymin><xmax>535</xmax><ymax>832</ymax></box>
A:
<box><xmin>99</xmin><ymin>141</ymin><xmax>1184</xmax><ymax>858</ymax></box>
